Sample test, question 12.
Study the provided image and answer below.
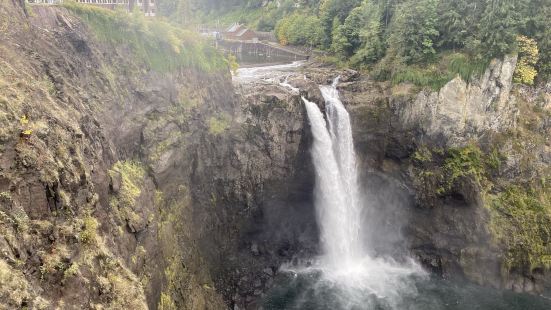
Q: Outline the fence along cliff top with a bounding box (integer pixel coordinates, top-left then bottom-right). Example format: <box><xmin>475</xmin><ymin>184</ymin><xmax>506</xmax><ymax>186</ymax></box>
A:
<box><xmin>26</xmin><ymin>0</ymin><xmax>156</xmax><ymax>16</ymax></box>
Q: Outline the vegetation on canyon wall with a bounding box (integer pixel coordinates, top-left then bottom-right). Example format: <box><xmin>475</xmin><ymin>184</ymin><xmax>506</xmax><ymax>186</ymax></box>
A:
<box><xmin>411</xmin><ymin>88</ymin><xmax>551</xmax><ymax>277</ymax></box>
<box><xmin>1</xmin><ymin>1</ymin><xmax>231</xmax><ymax>307</ymax></box>
<box><xmin>1</xmin><ymin>0</ymin><xmax>549</xmax><ymax>308</ymax></box>
<box><xmin>63</xmin><ymin>1</ymin><xmax>227</xmax><ymax>72</ymax></box>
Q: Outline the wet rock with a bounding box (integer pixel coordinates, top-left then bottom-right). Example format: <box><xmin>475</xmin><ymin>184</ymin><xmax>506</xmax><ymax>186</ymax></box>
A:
<box><xmin>251</xmin><ymin>243</ymin><xmax>260</xmax><ymax>256</ymax></box>
<box><xmin>254</xmin><ymin>279</ymin><xmax>262</xmax><ymax>288</ymax></box>
<box><xmin>262</xmin><ymin>267</ymin><xmax>274</xmax><ymax>277</ymax></box>
<box><xmin>287</xmin><ymin>77</ymin><xmax>325</xmax><ymax>106</ymax></box>
<box><xmin>265</xmin><ymin>278</ymin><xmax>274</xmax><ymax>288</ymax></box>
<box><xmin>109</xmin><ymin>171</ymin><xmax>122</xmax><ymax>194</ymax></box>
<box><xmin>339</xmin><ymin>69</ymin><xmax>360</xmax><ymax>82</ymax></box>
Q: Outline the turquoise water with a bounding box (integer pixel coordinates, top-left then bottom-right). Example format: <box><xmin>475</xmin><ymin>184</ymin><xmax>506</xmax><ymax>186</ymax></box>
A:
<box><xmin>263</xmin><ymin>271</ymin><xmax>551</xmax><ymax>310</ymax></box>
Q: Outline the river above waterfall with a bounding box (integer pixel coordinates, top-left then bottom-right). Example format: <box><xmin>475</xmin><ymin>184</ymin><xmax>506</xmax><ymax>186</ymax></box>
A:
<box><xmin>233</xmin><ymin>60</ymin><xmax>305</xmax><ymax>83</ymax></box>
<box><xmin>236</xmin><ymin>53</ymin><xmax>305</xmax><ymax>68</ymax></box>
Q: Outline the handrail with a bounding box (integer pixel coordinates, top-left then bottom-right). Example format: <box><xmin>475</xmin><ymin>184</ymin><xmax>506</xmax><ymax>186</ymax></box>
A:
<box><xmin>26</xmin><ymin>0</ymin><xmax>64</xmax><ymax>4</ymax></box>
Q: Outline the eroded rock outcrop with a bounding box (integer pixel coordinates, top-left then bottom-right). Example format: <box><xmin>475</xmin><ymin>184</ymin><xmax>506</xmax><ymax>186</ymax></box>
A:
<box><xmin>395</xmin><ymin>55</ymin><xmax>518</xmax><ymax>146</ymax></box>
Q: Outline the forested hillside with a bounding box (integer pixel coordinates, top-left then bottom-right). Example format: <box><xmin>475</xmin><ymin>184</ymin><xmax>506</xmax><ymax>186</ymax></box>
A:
<box><xmin>159</xmin><ymin>0</ymin><xmax>550</xmax><ymax>87</ymax></box>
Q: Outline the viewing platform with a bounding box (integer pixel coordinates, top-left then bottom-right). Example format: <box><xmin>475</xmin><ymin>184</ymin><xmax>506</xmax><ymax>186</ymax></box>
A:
<box><xmin>200</xmin><ymin>23</ymin><xmax>310</xmax><ymax>61</ymax></box>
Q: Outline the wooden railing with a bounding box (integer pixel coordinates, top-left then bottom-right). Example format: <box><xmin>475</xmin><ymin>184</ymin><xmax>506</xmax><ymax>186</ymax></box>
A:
<box><xmin>27</xmin><ymin>0</ymin><xmax>64</xmax><ymax>4</ymax></box>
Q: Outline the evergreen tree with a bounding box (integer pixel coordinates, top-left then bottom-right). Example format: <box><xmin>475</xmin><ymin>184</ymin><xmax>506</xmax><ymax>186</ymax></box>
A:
<box><xmin>476</xmin><ymin>0</ymin><xmax>520</xmax><ymax>59</ymax></box>
<box><xmin>436</xmin><ymin>0</ymin><xmax>479</xmax><ymax>51</ymax></box>
<box><xmin>355</xmin><ymin>0</ymin><xmax>385</xmax><ymax>65</ymax></box>
<box><xmin>331</xmin><ymin>17</ymin><xmax>351</xmax><ymax>57</ymax></box>
<box><xmin>319</xmin><ymin>0</ymin><xmax>362</xmax><ymax>48</ymax></box>
<box><xmin>387</xmin><ymin>0</ymin><xmax>439</xmax><ymax>64</ymax></box>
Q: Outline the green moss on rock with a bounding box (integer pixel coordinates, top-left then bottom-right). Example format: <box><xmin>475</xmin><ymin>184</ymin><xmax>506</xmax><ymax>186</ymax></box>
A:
<box><xmin>442</xmin><ymin>144</ymin><xmax>487</xmax><ymax>191</ymax></box>
<box><xmin>109</xmin><ymin>161</ymin><xmax>147</xmax><ymax>231</ymax></box>
<box><xmin>208</xmin><ymin>114</ymin><xmax>231</xmax><ymax>135</ymax></box>
<box><xmin>487</xmin><ymin>185</ymin><xmax>551</xmax><ymax>272</ymax></box>
<box><xmin>0</xmin><ymin>259</ymin><xmax>30</xmax><ymax>308</ymax></box>
<box><xmin>79</xmin><ymin>216</ymin><xmax>99</xmax><ymax>245</ymax></box>
<box><xmin>109</xmin><ymin>161</ymin><xmax>145</xmax><ymax>210</ymax></box>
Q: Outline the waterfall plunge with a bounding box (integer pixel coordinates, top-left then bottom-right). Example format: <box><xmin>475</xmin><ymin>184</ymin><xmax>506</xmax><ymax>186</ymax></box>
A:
<box><xmin>301</xmin><ymin>78</ymin><xmax>424</xmax><ymax>307</ymax></box>
<box><xmin>303</xmin><ymin>78</ymin><xmax>362</xmax><ymax>268</ymax></box>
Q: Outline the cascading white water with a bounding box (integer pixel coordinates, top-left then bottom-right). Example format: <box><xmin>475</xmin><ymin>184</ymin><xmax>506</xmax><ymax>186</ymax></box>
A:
<box><xmin>301</xmin><ymin>78</ymin><xmax>424</xmax><ymax>308</ymax></box>
<box><xmin>279</xmin><ymin>75</ymin><xmax>300</xmax><ymax>93</ymax></box>
<box><xmin>303</xmin><ymin>78</ymin><xmax>362</xmax><ymax>267</ymax></box>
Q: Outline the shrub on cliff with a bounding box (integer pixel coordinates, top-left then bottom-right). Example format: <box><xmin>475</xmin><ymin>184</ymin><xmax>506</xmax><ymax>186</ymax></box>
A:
<box><xmin>488</xmin><ymin>185</ymin><xmax>551</xmax><ymax>272</ymax></box>
<box><xmin>513</xmin><ymin>35</ymin><xmax>539</xmax><ymax>85</ymax></box>
<box><xmin>79</xmin><ymin>216</ymin><xmax>99</xmax><ymax>245</ymax></box>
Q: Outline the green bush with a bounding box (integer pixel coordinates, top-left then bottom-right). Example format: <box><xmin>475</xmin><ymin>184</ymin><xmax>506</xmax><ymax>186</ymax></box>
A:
<box><xmin>0</xmin><ymin>191</ymin><xmax>11</xmax><ymax>202</ymax></box>
<box><xmin>513</xmin><ymin>35</ymin><xmax>539</xmax><ymax>85</ymax></box>
<box><xmin>389</xmin><ymin>53</ymin><xmax>489</xmax><ymax>90</ymax></box>
<box><xmin>443</xmin><ymin>144</ymin><xmax>486</xmax><ymax>190</ymax></box>
<box><xmin>447</xmin><ymin>53</ymin><xmax>489</xmax><ymax>82</ymax></box>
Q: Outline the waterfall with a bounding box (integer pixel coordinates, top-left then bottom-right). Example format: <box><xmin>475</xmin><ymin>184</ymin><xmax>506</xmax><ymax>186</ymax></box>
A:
<box><xmin>301</xmin><ymin>78</ymin><xmax>424</xmax><ymax>307</ymax></box>
<box><xmin>303</xmin><ymin>78</ymin><xmax>362</xmax><ymax>267</ymax></box>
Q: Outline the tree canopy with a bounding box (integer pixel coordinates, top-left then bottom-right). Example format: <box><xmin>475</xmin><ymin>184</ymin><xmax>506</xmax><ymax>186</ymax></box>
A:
<box><xmin>159</xmin><ymin>0</ymin><xmax>551</xmax><ymax>83</ymax></box>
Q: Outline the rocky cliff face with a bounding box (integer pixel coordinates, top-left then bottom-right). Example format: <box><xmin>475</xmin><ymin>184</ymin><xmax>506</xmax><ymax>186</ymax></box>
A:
<box><xmin>393</xmin><ymin>55</ymin><xmax>518</xmax><ymax>147</ymax></box>
<box><xmin>0</xmin><ymin>2</ymin><xmax>234</xmax><ymax>308</ymax></box>
<box><xmin>270</xmin><ymin>54</ymin><xmax>549</xmax><ymax>297</ymax></box>
<box><xmin>0</xmin><ymin>2</ymin><xmax>319</xmax><ymax>309</ymax></box>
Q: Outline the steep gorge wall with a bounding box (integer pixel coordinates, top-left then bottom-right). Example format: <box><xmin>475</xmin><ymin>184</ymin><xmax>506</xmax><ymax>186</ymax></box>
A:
<box><xmin>280</xmin><ymin>57</ymin><xmax>549</xmax><ymax>296</ymax></box>
<box><xmin>0</xmin><ymin>2</ymin><xmax>319</xmax><ymax>309</ymax></box>
<box><xmin>0</xmin><ymin>2</ymin><xmax>235</xmax><ymax>309</ymax></box>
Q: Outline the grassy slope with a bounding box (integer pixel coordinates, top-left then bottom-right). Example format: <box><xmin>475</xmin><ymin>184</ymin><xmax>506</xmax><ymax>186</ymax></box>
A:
<box><xmin>63</xmin><ymin>2</ymin><xmax>228</xmax><ymax>73</ymax></box>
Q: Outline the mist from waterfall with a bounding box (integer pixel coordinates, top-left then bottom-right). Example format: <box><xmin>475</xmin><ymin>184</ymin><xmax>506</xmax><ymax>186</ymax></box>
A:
<box><xmin>296</xmin><ymin>78</ymin><xmax>424</xmax><ymax>309</ymax></box>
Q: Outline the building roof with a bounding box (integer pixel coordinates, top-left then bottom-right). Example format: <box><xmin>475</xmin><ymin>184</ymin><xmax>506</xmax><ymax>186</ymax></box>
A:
<box><xmin>236</xmin><ymin>28</ymin><xmax>251</xmax><ymax>37</ymax></box>
<box><xmin>225</xmin><ymin>23</ymin><xmax>242</xmax><ymax>33</ymax></box>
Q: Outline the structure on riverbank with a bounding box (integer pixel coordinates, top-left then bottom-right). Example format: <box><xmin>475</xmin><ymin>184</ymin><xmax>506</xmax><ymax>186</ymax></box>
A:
<box><xmin>217</xmin><ymin>39</ymin><xmax>309</xmax><ymax>61</ymax></box>
<box><xmin>26</xmin><ymin>0</ymin><xmax>156</xmax><ymax>16</ymax></box>
<box><xmin>207</xmin><ymin>23</ymin><xmax>309</xmax><ymax>61</ymax></box>
<box><xmin>222</xmin><ymin>23</ymin><xmax>258</xmax><ymax>42</ymax></box>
